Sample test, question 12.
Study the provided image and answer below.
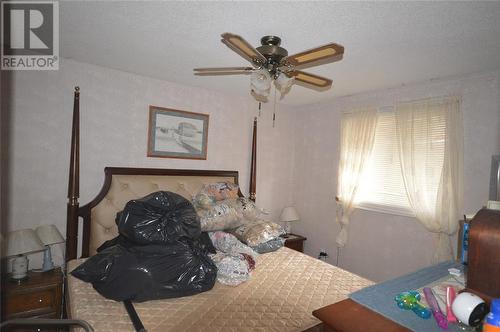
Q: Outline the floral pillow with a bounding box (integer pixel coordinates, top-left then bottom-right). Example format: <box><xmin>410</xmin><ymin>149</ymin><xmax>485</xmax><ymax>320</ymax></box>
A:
<box><xmin>208</xmin><ymin>231</ymin><xmax>257</xmax><ymax>258</ymax></box>
<box><xmin>198</xmin><ymin>200</ymin><xmax>243</xmax><ymax>231</ymax></box>
<box><xmin>235</xmin><ymin>197</ymin><xmax>262</xmax><ymax>221</ymax></box>
<box><xmin>197</xmin><ymin>197</ymin><xmax>263</xmax><ymax>231</ymax></box>
<box><xmin>193</xmin><ymin>182</ymin><xmax>240</xmax><ymax>209</ymax></box>
<box><xmin>251</xmin><ymin>237</ymin><xmax>285</xmax><ymax>254</ymax></box>
<box><xmin>230</xmin><ymin>221</ymin><xmax>285</xmax><ymax>247</ymax></box>
<box><xmin>208</xmin><ymin>231</ymin><xmax>258</xmax><ymax>286</ymax></box>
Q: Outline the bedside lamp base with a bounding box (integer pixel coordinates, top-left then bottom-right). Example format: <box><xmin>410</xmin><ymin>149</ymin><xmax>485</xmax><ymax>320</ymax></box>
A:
<box><xmin>41</xmin><ymin>245</ymin><xmax>55</xmax><ymax>271</ymax></box>
<box><xmin>10</xmin><ymin>255</ymin><xmax>29</xmax><ymax>283</ymax></box>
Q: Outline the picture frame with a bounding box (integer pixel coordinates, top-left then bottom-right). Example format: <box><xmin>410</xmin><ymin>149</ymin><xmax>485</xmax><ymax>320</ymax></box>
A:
<box><xmin>148</xmin><ymin>106</ymin><xmax>209</xmax><ymax>160</ymax></box>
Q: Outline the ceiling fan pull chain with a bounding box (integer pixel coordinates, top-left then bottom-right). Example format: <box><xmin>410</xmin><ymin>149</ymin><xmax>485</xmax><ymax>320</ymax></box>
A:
<box><xmin>273</xmin><ymin>87</ymin><xmax>277</xmax><ymax>128</ymax></box>
<box><xmin>258</xmin><ymin>102</ymin><xmax>262</xmax><ymax>117</ymax></box>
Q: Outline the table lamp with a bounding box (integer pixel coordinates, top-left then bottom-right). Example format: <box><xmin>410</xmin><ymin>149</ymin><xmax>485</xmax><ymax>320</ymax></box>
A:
<box><xmin>280</xmin><ymin>206</ymin><xmax>300</xmax><ymax>237</ymax></box>
<box><xmin>5</xmin><ymin>229</ymin><xmax>45</xmax><ymax>282</ymax></box>
<box><xmin>35</xmin><ymin>224</ymin><xmax>65</xmax><ymax>271</ymax></box>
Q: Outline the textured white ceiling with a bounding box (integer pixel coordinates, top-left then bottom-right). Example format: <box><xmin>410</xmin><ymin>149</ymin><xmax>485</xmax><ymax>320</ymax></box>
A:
<box><xmin>60</xmin><ymin>1</ymin><xmax>500</xmax><ymax>106</ymax></box>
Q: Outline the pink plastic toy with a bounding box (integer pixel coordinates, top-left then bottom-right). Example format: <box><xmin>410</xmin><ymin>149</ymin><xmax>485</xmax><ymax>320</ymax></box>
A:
<box><xmin>424</xmin><ymin>287</ymin><xmax>448</xmax><ymax>330</ymax></box>
<box><xmin>446</xmin><ymin>286</ymin><xmax>458</xmax><ymax>323</ymax></box>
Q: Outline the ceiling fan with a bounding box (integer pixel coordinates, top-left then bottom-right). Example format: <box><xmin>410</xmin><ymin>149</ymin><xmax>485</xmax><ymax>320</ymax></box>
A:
<box><xmin>194</xmin><ymin>33</ymin><xmax>344</xmax><ymax>101</ymax></box>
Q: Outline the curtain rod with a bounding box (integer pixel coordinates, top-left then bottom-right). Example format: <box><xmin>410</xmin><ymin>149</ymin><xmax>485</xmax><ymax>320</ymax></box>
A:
<box><xmin>341</xmin><ymin>95</ymin><xmax>460</xmax><ymax>115</ymax></box>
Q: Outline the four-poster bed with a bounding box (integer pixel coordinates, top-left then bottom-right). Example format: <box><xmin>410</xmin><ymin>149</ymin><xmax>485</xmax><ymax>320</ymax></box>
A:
<box><xmin>64</xmin><ymin>87</ymin><xmax>372</xmax><ymax>331</ymax></box>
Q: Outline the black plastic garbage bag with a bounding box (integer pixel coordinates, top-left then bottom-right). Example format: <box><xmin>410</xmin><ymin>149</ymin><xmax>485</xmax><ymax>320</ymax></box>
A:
<box><xmin>116</xmin><ymin>191</ymin><xmax>200</xmax><ymax>245</ymax></box>
<box><xmin>72</xmin><ymin>238</ymin><xmax>217</xmax><ymax>302</ymax></box>
<box><xmin>96</xmin><ymin>232</ymin><xmax>217</xmax><ymax>255</ymax></box>
<box><xmin>71</xmin><ymin>191</ymin><xmax>218</xmax><ymax>302</ymax></box>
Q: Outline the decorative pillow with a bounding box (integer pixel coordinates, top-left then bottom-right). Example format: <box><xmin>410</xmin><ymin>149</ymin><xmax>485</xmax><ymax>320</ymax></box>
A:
<box><xmin>230</xmin><ymin>221</ymin><xmax>285</xmax><ymax>247</ymax></box>
<box><xmin>251</xmin><ymin>237</ymin><xmax>285</xmax><ymax>254</ymax></box>
<box><xmin>193</xmin><ymin>182</ymin><xmax>239</xmax><ymax>209</ymax></box>
<box><xmin>196</xmin><ymin>196</ymin><xmax>263</xmax><ymax>232</ymax></box>
<box><xmin>208</xmin><ymin>231</ymin><xmax>257</xmax><ymax>258</ymax></box>
<box><xmin>235</xmin><ymin>197</ymin><xmax>262</xmax><ymax>221</ymax></box>
<box><xmin>192</xmin><ymin>193</ymin><xmax>214</xmax><ymax>210</ymax></box>
<box><xmin>198</xmin><ymin>200</ymin><xmax>243</xmax><ymax>231</ymax></box>
<box><xmin>208</xmin><ymin>231</ymin><xmax>258</xmax><ymax>286</ymax></box>
<box><xmin>209</xmin><ymin>252</ymin><xmax>251</xmax><ymax>286</ymax></box>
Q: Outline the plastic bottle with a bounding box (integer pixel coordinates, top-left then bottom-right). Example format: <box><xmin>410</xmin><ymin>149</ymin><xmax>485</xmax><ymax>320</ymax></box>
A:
<box><xmin>484</xmin><ymin>299</ymin><xmax>500</xmax><ymax>332</ymax></box>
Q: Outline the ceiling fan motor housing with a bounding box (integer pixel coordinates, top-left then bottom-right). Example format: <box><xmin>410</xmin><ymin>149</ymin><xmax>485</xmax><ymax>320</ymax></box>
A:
<box><xmin>257</xmin><ymin>36</ymin><xmax>288</xmax><ymax>64</ymax></box>
<box><xmin>256</xmin><ymin>36</ymin><xmax>289</xmax><ymax>76</ymax></box>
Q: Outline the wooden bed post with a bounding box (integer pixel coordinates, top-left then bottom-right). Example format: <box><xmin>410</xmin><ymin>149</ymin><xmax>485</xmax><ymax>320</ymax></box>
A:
<box><xmin>66</xmin><ymin>87</ymin><xmax>80</xmax><ymax>261</ymax></box>
<box><xmin>249</xmin><ymin>117</ymin><xmax>257</xmax><ymax>202</ymax></box>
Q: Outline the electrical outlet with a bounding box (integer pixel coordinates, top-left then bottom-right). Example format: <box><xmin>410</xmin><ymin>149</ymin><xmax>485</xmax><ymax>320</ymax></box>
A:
<box><xmin>318</xmin><ymin>249</ymin><xmax>328</xmax><ymax>261</ymax></box>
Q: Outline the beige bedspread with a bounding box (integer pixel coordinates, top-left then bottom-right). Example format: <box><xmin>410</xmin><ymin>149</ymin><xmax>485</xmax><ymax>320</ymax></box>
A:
<box><xmin>67</xmin><ymin>247</ymin><xmax>373</xmax><ymax>332</ymax></box>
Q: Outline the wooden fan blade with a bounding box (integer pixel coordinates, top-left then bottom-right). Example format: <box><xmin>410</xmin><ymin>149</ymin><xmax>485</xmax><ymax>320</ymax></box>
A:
<box><xmin>194</xmin><ymin>67</ymin><xmax>253</xmax><ymax>72</ymax></box>
<box><xmin>194</xmin><ymin>67</ymin><xmax>253</xmax><ymax>76</ymax></box>
<box><xmin>221</xmin><ymin>33</ymin><xmax>266</xmax><ymax>65</ymax></box>
<box><xmin>289</xmin><ymin>70</ymin><xmax>332</xmax><ymax>88</ymax></box>
<box><xmin>194</xmin><ymin>72</ymin><xmax>251</xmax><ymax>76</ymax></box>
<box><xmin>285</xmin><ymin>43</ymin><xmax>344</xmax><ymax>67</ymax></box>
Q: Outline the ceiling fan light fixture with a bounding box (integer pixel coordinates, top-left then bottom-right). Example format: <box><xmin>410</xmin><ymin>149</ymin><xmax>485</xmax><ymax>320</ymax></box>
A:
<box><xmin>195</xmin><ymin>33</ymin><xmax>343</xmax><ymax>101</ymax></box>
<box><xmin>250</xmin><ymin>69</ymin><xmax>272</xmax><ymax>96</ymax></box>
<box><xmin>274</xmin><ymin>72</ymin><xmax>295</xmax><ymax>94</ymax></box>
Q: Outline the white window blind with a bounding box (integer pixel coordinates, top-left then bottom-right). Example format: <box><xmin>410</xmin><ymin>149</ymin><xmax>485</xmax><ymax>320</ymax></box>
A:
<box><xmin>354</xmin><ymin>108</ymin><xmax>446</xmax><ymax>216</ymax></box>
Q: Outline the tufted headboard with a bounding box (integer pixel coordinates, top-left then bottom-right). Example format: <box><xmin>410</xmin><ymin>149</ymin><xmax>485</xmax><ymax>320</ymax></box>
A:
<box><xmin>76</xmin><ymin>168</ymin><xmax>241</xmax><ymax>257</ymax></box>
<box><xmin>66</xmin><ymin>87</ymin><xmax>258</xmax><ymax>261</ymax></box>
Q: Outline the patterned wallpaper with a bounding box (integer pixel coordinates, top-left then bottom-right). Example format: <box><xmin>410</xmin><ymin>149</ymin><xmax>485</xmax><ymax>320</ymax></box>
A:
<box><xmin>291</xmin><ymin>71</ymin><xmax>500</xmax><ymax>282</ymax></box>
<box><xmin>5</xmin><ymin>59</ymin><xmax>297</xmax><ymax>267</ymax></box>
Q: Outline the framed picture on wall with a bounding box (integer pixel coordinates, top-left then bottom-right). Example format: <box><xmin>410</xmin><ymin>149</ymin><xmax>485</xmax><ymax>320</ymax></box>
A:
<box><xmin>148</xmin><ymin>106</ymin><xmax>209</xmax><ymax>159</ymax></box>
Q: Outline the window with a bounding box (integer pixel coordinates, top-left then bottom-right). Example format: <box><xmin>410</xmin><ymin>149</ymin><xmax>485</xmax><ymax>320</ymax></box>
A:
<box><xmin>353</xmin><ymin>107</ymin><xmax>446</xmax><ymax>216</ymax></box>
<box><xmin>337</xmin><ymin>97</ymin><xmax>461</xmax><ymax>257</ymax></box>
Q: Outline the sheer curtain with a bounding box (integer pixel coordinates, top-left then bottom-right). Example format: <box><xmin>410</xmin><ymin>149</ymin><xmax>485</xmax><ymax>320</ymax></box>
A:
<box><xmin>395</xmin><ymin>97</ymin><xmax>463</xmax><ymax>262</ymax></box>
<box><xmin>336</xmin><ymin>108</ymin><xmax>378</xmax><ymax>247</ymax></box>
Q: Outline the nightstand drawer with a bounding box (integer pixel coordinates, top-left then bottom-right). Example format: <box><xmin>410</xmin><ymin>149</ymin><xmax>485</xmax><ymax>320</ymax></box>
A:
<box><xmin>5</xmin><ymin>288</ymin><xmax>56</xmax><ymax>316</ymax></box>
<box><xmin>282</xmin><ymin>233</ymin><xmax>307</xmax><ymax>253</ymax></box>
<box><xmin>285</xmin><ymin>240</ymin><xmax>304</xmax><ymax>252</ymax></box>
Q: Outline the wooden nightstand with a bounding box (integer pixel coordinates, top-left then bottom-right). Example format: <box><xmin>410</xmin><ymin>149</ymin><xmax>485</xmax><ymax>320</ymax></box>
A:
<box><xmin>282</xmin><ymin>233</ymin><xmax>306</xmax><ymax>252</ymax></box>
<box><xmin>313</xmin><ymin>299</ymin><xmax>409</xmax><ymax>332</ymax></box>
<box><xmin>1</xmin><ymin>268</ymin><xmax>63</xmax><ymax>322</ymax></box>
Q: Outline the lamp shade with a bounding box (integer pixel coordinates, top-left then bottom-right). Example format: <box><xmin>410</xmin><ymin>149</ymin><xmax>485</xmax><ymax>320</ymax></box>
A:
<box><xmin>35</xmin><ymin>224</ymin><xmax>64</xmax><ymax>245</ymax></box>
<box><xmin>4</xmin><ymin>229</ymin><xmax>45</xmax><ymax>257</ymax></box>
<box><xmin>274</xmin><ymin>72</ymin><xmax>294</xmax><ymax>93</ymax></box>
<box><xmin>250</xmin><ymin>69</ymin><xmax>271</xmax><ymax>97</ymax></box>
<box><xmin>280</xmin><ymin>206</ymin><xmax>300</xmax><ymax>222</ymax></box>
